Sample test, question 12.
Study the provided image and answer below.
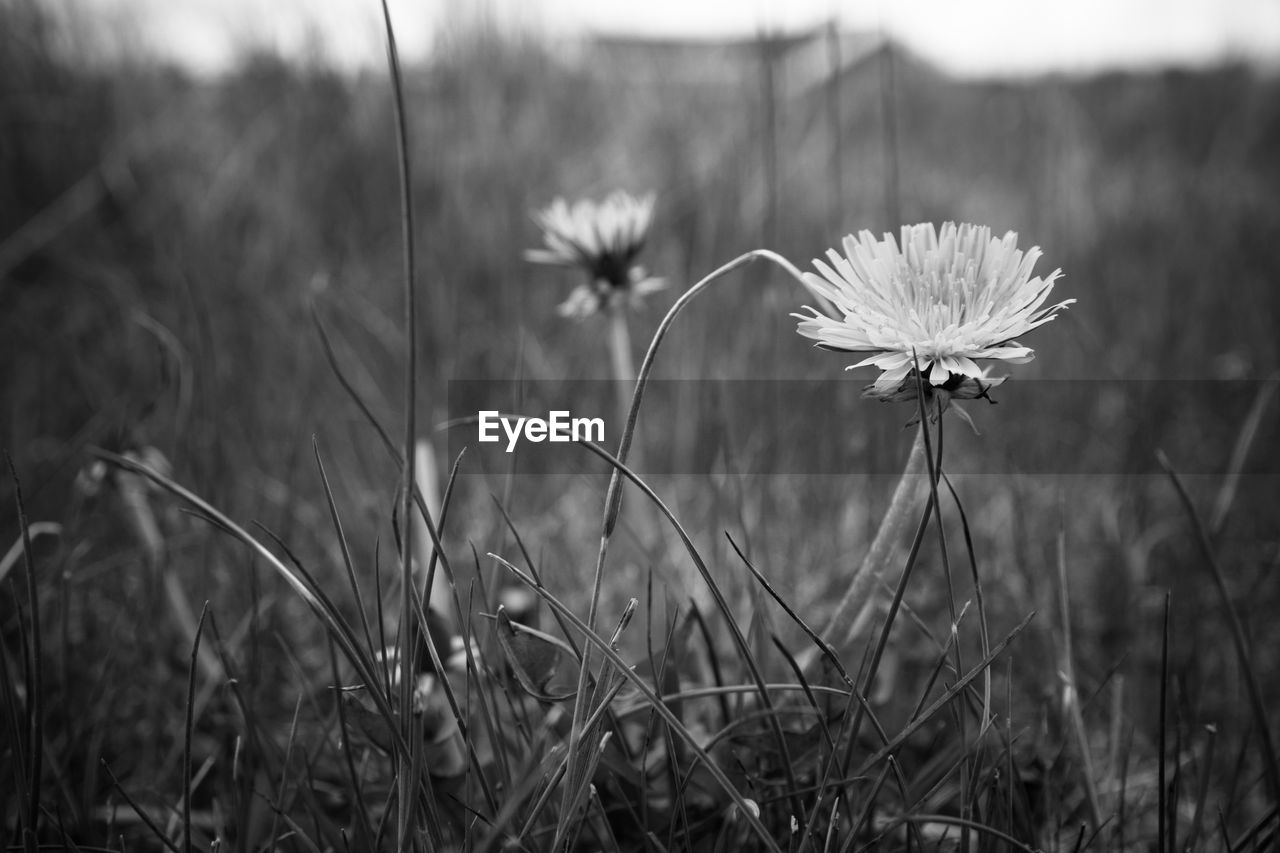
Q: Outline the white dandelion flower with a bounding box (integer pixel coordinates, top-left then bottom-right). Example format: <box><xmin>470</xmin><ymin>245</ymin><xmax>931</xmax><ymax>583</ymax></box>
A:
<box><xmin>794</xmin><ymin>221</ymin><xmax>1073</xmax><ymax>401</ymax></box>
<box><xmin>525</xmin><ymin>191</ymin><xmax>665</xmax><ymax>318</ymax></box>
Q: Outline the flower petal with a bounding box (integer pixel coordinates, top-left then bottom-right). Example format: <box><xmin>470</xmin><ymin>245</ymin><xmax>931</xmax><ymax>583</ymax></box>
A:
<box><xmin>794</xmin><ymin>221</ymin><xmax>1071</xmax><ymax>395</ymax></box>
<box><xmin>557</xmin><ymin>284</ymin><xmax>599</xmax><ymax>319</ymax></box>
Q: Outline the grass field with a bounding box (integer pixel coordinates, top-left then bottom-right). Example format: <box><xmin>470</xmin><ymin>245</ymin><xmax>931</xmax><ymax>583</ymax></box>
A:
<box><xmin>2</xmin><ymin>3</ymin><xmax>1279</xmax><ymax>850</ymax></box>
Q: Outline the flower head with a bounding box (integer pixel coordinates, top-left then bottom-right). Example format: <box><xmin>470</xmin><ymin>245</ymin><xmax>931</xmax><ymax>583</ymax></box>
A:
<box><xmin>525</xmin><ymin>191</ymin><xmax>665</xmax><ymax>318</ymax></box>
<box><xmin>794</xmin><ymin>222</ymin><xmax>1073</xmax><ymax>401</ymax></box>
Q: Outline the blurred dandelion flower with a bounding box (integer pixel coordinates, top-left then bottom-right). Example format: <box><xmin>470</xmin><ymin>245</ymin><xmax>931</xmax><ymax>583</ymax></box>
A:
<box><xmin>794</xmin><ymin>221</ymin><xmax>1073</xmax><ymax>405</ymax></box>
<box><xmin>525</xmin><ymin>191</ymin><xmax>665</xmax><ymax>318</ymax></box>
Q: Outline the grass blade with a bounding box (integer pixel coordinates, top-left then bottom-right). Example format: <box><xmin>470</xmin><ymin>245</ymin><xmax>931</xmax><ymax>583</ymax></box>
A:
<box><xmin>101</xmin><ymin>760</ymin><xmax>182</xmax><ymax>853</ymax></box>
<box><xmin>1056</xmin><ymin>530</ymin><xmax>1103</xmax><ymax>829</ymax></box>
<box><xmin>1158</xmin><ymin>450</ymin><xmax>1280</xmax><ymax>805</ymax></box>
<box><xmin>375</xmin><ymin>0</ymin><xmax>422</xmax><ymax>845</ymax></box>
<box><xmin>0</xmin><ymin>522</ymin><xmax>60</xmax><ymax>586</ymax></box>
<box><xmin>850</xmin><ymin>610</ymin><xmax>1036</xmax><ymax>781</ymax></box>
<box><xmin>1210</xmin><ymin>373</ymin><xmax>1277</xmax><ymax>535</ymax></box>
<box><xmin>91</xmin><ymin>448</ymin><xmax>410</xmax><ymax>757</ymax></box>
<box><xmin>313</xmin><ymin>437</ymin><xmax>377</xmax><ymax>658</ymax></box>
<box><xmin>7</xmin><ymin>454</ymin><xmax>43</xmax><ymax>851</ymax></box>
<box><xmin>182</xmin><ymin>602</ymin><xmax>209</xmax><ymax>853</ymax></box>
<box><xmin>1158</xmin><ymin>590</ymin><xmax>1171</xmax><ymax>853</ymax></box>
<box><xmin>488</xmin><ymin>552</ymin><xmax>783</xmax><ymax>853</ymax></box>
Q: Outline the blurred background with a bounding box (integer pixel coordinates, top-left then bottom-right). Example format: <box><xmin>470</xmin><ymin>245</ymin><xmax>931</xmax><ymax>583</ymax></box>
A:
<box><xmin>2</xmin><ymin>0</ymin><xmax>1279</xmax><ymax>844</ymax></box>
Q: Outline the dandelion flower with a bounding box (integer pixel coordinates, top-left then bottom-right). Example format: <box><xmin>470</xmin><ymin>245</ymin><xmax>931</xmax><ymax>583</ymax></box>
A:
<box><xmin>794</xmin><ymin>222</ymin><xmax>1073</xmax><ymax>402</ymax></box>
<box><xmin>525</xmin><ymin>191</ymin><xmax>665</xmax><ymax>319</ymax></box>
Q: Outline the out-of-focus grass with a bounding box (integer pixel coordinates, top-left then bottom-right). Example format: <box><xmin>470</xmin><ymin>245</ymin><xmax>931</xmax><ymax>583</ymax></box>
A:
<box><xmin>2</xmin><ymin>1</ymin><xmax>1279</xmax><ymax>848</ymax></box>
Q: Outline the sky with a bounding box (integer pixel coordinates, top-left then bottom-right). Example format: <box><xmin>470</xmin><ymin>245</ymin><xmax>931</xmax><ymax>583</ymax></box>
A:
<box><xmin>83</xmin><ymin>0</ymin><xmax>1280</xmax><ymax>77</ymax></box>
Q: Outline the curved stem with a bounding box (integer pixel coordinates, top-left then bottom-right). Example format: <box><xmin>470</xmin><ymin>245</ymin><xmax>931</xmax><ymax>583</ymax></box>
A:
<box><xmin>581</xmin><ymin>248</ymin><xmax>808</xmax><ymax>637</ymax></box>
<box><xmin>602</xmin><ymin>248</ymin><xmax>807</xmax><ymax>538</ymax></box>
<box><xmin>563</xmin><ymin>248</ymin><xmax>812</xmax><ymax>824</ymax></box>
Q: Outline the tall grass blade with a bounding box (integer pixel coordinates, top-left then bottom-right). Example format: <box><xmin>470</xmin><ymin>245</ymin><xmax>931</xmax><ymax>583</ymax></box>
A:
<box><xmin>182</xmin><ymin>602</ymin><xmax>209</xmax><ymax>853</ymax></box>
<box><xmin>727</xmin><ymin>531</ymin><xmax>851</xmax><ymax>686</ymax></box>
<box><xmin>313</xmin><ymin>438</ymin><xmax>377</xmax><ymax>658</ymax></box>
<box><xmin>891</xmin><ymin>814</ymin><xmax>1040</xmax><ymax>853</ymax></box>
<box><xmin>327</xmin><ymin>637</ymin><xmax>374</xmax><ymax>848</ymax></box>
<box><xmin>92</xmin><ymin>449</ymin><xmax>409</xmax><ymax>756</ymax></box>
<box><xmin>562</xmin><ymin>248</ymin><xmax>811</xmax><ymax>827</ymax></box>
<box><xmin>1056</xmin><ymin>531</ymin><xmax>1103</xmax><ymax>829</ymax></box>
<box><xmin>940</xmin><ymin>471</ymin><xmax>993</xmax><ymax>730</ymax></box>
<box><xmin>600</xmin><ymin>248</ymin><xmax>809</xmax><ymax>541</ymax></box>
<box><xmin>574</xmin><ymin>435</ymin><xmax>807</xmax><ymax>817</ymax></box>
<box><xmin>1158</xmin><ymin>590</ymin><xmax>1171</xmax><ymax>853</ymax></box>
<box><xmin>850</xmin><ymin>610</ymin><xmax>1035</xmax><ymax>780</ymax></box>
<box><xmin>7</xmin><ymin>454</ymin><xmax>43</xmax><ymax>852</ymax></box>
<box><xmin>0</xmin><ymin>622</ymin><xmax>31</xmax><ymax>845</ymax></box>
<box><xmin>101</xmin><ymin>760</ymin><xmax>182</xmax><ymax>853</ymax></box>
<box><xmin>1229</xmin><ymin>806</ymin><xmax>1280</xmax><ymax>853</ymax></box>
<box><xmin>310</xmin><ymin>305</ymin><xmax>397</xmax><ymax>459</ymax></box>
<box><xmin>1210</xmin><ymin>373</ymin><xmax>1277</xmax><ymax>535</ymax></box>
<box><xmin>413</xmin><ymin>438</ymin><xmax>452</xmax><ymax>626</ymax></box>
<box><xmin>0</xmin><ymin>523</ymin><xmax>60</xmax><ymax>586</ymax></box>
<box><xmin>488</xmin><ymin>553</ymin><xmax>783</xmax><ymax>853</ymax></box>
<box><xmin>482</xmin><ymin>744</ymin><xmax>568</xmax><ymax>850</ymax></box>
<box><xmin>1186</xmin><ymin>723</ymin><xmax>1217</xmax><ymax>853</ymax></box>
<box><xmin>491</xmin><ymin>496</ymin><xmax>582</xmax><ymax>661</ymax></box>
<box><xmin>406</xmin><ymin>589</ymin><xmax>499</xmax><ymax>811</ymax></box>
<box><xmin>1158</xmin><ymin>450</ymin><xmax>1280</xmax><ymax>805</ymax></box>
